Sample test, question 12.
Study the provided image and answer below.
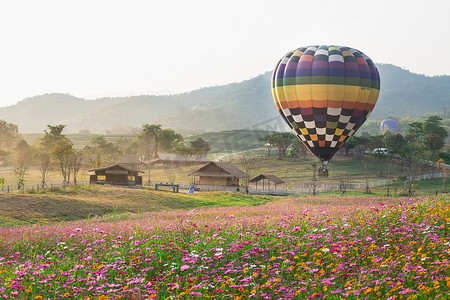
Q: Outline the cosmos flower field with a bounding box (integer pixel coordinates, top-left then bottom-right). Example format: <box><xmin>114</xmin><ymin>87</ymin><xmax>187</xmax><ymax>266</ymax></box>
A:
<box><xmin>0</xmin><ymin>196</ymin><xmax>449</xmax><ymax>299</ymax></box>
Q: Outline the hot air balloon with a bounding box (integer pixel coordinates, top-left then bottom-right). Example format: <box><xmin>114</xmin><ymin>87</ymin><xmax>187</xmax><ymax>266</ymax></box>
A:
<box><xmin>380</xmin><ymin>119</ymin><xmax>399</xmax><ymax>133</ymax></box>
<box><xmin>272</xmin><ymin>45</ymin><xmax>380</xmax><ymax>175</ymax></box>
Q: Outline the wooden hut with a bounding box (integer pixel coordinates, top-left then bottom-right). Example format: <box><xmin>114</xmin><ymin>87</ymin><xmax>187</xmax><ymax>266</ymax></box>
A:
<box><xmin>89</xmin><ymin>164</ymin><xmax>143</xmax><ymax>186</ymax></box>
<box><xmin>188</xmin><ymin>162</ymin><xmax>248</xmax><ymax>191</ymax></box>
<box><xmin>249</xmin><ymin>174</ymin><xmax>285</xmax><ymax>191</ymax></box>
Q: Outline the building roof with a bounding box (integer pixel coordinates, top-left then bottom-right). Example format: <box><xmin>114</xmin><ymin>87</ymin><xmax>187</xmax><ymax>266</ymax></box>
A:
<box><xmin>89</xmin><ymin>163</ymin><xmax>144</xmax><ymax>173</ymax></box>
<box><xmin>188</xmin><ymin>162</ymin><xmax>249</xmax><ymax>178</ymax></box>
<box><xmin>148</xmin><ymin>153</ymin><xmax>210</xmax><ymax>164</ymax></box>
<box><xmin>249</xmin><ymin>174</ymin><xmax>285</xmax><ymax>184</ymax></box>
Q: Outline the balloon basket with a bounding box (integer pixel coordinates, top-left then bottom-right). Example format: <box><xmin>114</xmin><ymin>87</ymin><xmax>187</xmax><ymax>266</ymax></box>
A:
<box><xmin>318</xmin><ymin>167</ymin><xmax>329</xmax><ymax>177</ymax></box>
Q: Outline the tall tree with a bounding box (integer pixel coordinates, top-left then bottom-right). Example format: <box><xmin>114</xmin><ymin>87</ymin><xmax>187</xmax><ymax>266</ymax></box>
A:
<box><xmin>159</xmin><ymin>129</ymin><xmax>184</xmax><ymax>152</ymax></box>
<box><xmin>51</xmin><ymin>137</ymin><xmax>75</xmax><ymax>184</ymax></box>
<box><xmin>138</xmin><ymin>124</ymin><xmax>162</xmax><ymax>185</ymax></box>
<box><xmin>35</xmin><ymin>145</ymin><xmax>52</xmax><ymax>188</ymax></box>
<box><xmin>42</xmin><ymin>124</ymin><xmax>67</xmax><ymax>148</ymax></box>
<box><xmin>259</xmin><ymin>135</ymin><xmax>275</xmax><ymax>157</ymax></box>
<box><xmin>14</xmin><ymin>140</ymin><xmax>31</xmax><ymax>190</ymax></box>
<box><xmin>0</xmin><ymin>120</ymin><xmax>21</xmax><ymax>151</ymax></box>
<box><xmin>423</xmin><ymin>116</ymin><xmax>448</xmax><ymax>159</ymax></box>
<box><xmin>190</xmin><ymin>138</ymin><xmax>210</xmax><ymax>154</ymax></box>
<box><xmin>84</xmin><ymin>134</ymin><xmax>120</xmax><ymax>168</ymax></box>
<box><xmin>271</xmin><ymin>132</ymin><xmax>294</xmax><ymax>158</ymax></box>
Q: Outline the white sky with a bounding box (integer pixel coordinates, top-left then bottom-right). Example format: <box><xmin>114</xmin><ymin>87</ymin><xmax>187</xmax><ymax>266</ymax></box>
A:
<box><xmin>0</xmin><ymin>0</ymin><xmax>449</xmax><ymax>107</ymax></box>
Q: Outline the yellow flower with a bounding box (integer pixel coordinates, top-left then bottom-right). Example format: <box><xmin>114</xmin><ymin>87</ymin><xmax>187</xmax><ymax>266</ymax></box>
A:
<box><xmin>35</xmin><ymin>296</ymin><xmax>43</xmax><ymax>300</ymax></box>
<box><xmin>26</xmin><ymin>285</ymin><xmax>33</xmax><ymax>293</ymax></box>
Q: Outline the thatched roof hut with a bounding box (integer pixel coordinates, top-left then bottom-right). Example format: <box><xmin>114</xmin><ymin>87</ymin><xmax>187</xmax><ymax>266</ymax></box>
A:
<box><xmin>249</xmin><ymin>174</ymin><xmax>285</xmax><ymax>190</ymax></box>
<box><xmin>188</xmin><ymin>162</ymin><xmax>248</xmax><ymax>189</ymax></box>
<box><xmin>89</xmin><ymin>163</ymin><xmax>144</xmax><ymax>186</ymax></box>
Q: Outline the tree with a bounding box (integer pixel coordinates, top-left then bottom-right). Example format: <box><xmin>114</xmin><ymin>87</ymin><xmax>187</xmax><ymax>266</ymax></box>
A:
<box><xmin>42</xmin><ymin>124</ymin><xmax>67</xmax><ymax>148</ymax></box>
<box><xmin>14</xmin><ymin>140</ymin><xmax>31</xmax><ymax>190</ymax></box>
<box><xmin>159</xmin><ymin>129</ymin><xmax>184</xmax><ymax>152</ymax></box>
<box><xmin>385</xmin><ymin>133</ymin><xmax>406</xmax><ymax>154</ymax></box>
<box><xmin>115</xmin><ymin>137</ymin><xmax>136</xmax><ymax>155</ymax></box>
<box><xmin>52</xmin><ymin>138</ymin><xmax>75</xmax><ymax>184</ymax></box>
<box><xmin>35</xmin><ymin>145</ymin><xmax>52</xmax><ymax>188</ymax></box>
<box><xmin>72</xmin><ymin>149</ymin><xmax>83</xmax><ymax>185</ymax></box>
<box><xmin>138</xmin><ymin>124</ymin><xmax>162</xmax><ymax>185</ymax></box>
<box><xmin>288</xmin><ymin>138</ymin><xmax>309</xmax><ymax>159</ymax></box>
<box><xmin>268</xmin><ymin>132</ymin><xmax>294</xmax><ymax>158</ymax></box>
<box><xmin>0</xmin><ymin>120</ymin><xmax>21</xmax><ymax>151</ymax></box>
<box><xmin>172</xmin><ymin>144</ymin><xmax>198</xmax><ymax>162</ymax></box>
<box><xmin>259</xmin><ymin>135</ymin><xmax>275</xmax><ymax>157</ymax></box>
<box><xmin>367</xmin><ymin>135</ymin><xmax>385</xmax><ymax>151</ymax></box>
<box><xmin>84</xmin><ymin>134</ymin><xmax>120</xmax><ymax>168</ymax></box>
<box><xmin>238</xmin><ymin>152</ymin><xmax>256</xmax><ymax>179</ymax></box>
<box><xmin>423</xmin><ymin>116</ymin><xmax>448</xmax><ymax>158</ymax></box>
<box><xmin>190</xmin><ymin>138</ymin><xmax>210</xmax><ymax>154</ymax></box>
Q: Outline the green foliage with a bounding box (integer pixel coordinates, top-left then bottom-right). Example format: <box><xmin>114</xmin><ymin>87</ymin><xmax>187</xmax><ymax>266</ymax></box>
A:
<box><xmin>189</xmin><ymin>138</ymin><xmax>210</xmax><ymax>154</ymax></box>
<box><xmin>0</xmin><ymin>120</ymin><xmax>21</xmax><ymax>151</ymax></box>
<box><xmin>138</xmin><ymin>124</ymin><xmax>162</xmax><ymax>159</ymax></box>
<box><xmin>261</xmin><ymin>132</ymin><xmax>295</xmax><ymax>158</ymax></box>
<box><xmin>159</xmin><ymin>129</ymin><xmax>184</xmax><ymax>152</ymax></box>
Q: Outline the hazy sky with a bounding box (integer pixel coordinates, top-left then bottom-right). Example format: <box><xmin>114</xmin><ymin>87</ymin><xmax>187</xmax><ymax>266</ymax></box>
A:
<box><xmin>0</xmin><ymin>0</ymin><xmax>449</xmax><ymax>107</ymax></box>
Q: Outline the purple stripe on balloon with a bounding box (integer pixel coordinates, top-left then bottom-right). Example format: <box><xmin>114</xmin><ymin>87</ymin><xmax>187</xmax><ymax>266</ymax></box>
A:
<box><xmin>312</xmin><ymin>61</ymin><xmax>328</xmax><ymax>69</ymax></box>
<box><xmin>314</xmin><ymin>114</ymin><xmax>327</xmax><ymax>122</ymax></box>
<box><xmin>359</xmin><ymin>70</ymin><xmax>371</xmax><ymax>79</ymax></box>
<box><xmin>301</xmin><ymin>107</ymin><xmax>314</xmax><ymax>115</ymax></box>
<box><xmin>285</xmin><ymin>63</ymin><xmax>298</xmax><ymax>77</ymax></box>
<box><xmin>311</xmin><ymin>67</ymin><xmax>328</xmax><ymax>76</ymax></box>
<box><xmin>296</xmin><ymin>61</ymin><xmax>312</xmax><ymax>76</ymax></box>
<box><xmin>328</xmin><ymin>62</ymin><xmax>345</xmax><ymax>76</ymax></box>
<box><xmin>353</xmin><ymin>110</ymin><xmax>363</xmax><ymax>117</ymax></box>
<box><xmin>276</xmin><ymin>64</ymin><xmax>287</xmax><ymax>79</ymax></box>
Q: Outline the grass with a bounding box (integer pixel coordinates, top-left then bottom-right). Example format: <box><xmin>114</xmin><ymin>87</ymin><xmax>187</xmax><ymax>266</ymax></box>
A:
<box><xmin>0</xmin><ymin>185</ymin><xmax>276</xmax><ymax>227</ymax></box>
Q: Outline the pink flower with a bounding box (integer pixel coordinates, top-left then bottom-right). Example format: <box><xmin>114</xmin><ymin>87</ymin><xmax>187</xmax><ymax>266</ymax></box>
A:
<box><xmin>180</xmin><ymin>264</ymin><xmax>189</xmax><ymax>271</ymax></box>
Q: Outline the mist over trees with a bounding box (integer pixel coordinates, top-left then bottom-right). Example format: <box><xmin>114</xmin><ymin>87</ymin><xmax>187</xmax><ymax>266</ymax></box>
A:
<box><xmin>0</xmin><ymin>64</ymin><xmax>449</xmax><ymax>134</ymax></box>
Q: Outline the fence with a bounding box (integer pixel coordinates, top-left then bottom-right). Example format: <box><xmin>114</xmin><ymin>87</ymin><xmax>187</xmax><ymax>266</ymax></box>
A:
<box><xmin>249</xmin><ymin>171</ymin><xmax>446</xmax><ymax>195</ymax></box>
<box><xmin>0</xmin><ymin>171</ymin><xmax>445</xmax><ymax>195</ymax></box>
<box><xmin>0</xmin><ymin>181</ymin><xmax>90</xmax><ymax>194</ymax></box>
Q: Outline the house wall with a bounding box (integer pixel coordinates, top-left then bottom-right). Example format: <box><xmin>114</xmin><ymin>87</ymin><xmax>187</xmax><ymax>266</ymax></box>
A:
<box><xmin>197</xmin><ymin>176</ymin><xmax>239</xmax><ymax>186</ymax></box>
<box><xmin>198</xmin><ymin>176</ymin><xmax>227</xmax><ymax>186</ymax></box>
<box><xmin>91</xmin><ymin>169</ymin><xmax>142</xmax><ymax>186</ymax></box>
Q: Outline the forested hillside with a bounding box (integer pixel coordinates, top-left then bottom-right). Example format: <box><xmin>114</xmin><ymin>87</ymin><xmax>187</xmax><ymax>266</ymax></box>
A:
<box><xmin>0</xmin><ymin>64</ymin><xmax>448</xmax><ymax>133</ymax></box>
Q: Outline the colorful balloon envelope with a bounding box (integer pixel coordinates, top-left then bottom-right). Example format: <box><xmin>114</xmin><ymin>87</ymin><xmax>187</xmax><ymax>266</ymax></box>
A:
<box><xmin>380</xmin><ymin>119</ymin><xmax>399</xmax><ymax>133</ymax></box>
<box><xmin>272</xmin><ymin>45</ymin><xmax>380</xmax><ymax>166</ymax></box>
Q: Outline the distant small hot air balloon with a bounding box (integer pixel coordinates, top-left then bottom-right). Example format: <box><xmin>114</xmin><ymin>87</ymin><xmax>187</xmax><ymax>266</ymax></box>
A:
<box><xmin>272</xmin><ymin>45</ymin><xmax>380</xmax><ymax>175</ymax></box>
<box><xmin>380</xmin><ymin>119</ymin><xmax>399</xmax><ymax>133</ymax></box>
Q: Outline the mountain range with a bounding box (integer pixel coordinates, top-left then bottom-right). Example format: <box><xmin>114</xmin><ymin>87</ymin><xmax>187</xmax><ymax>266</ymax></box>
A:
<box><xmin>0</xmin><ymin>64</ymin><xmax>448</xmax><ymax>134</ymax></box>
